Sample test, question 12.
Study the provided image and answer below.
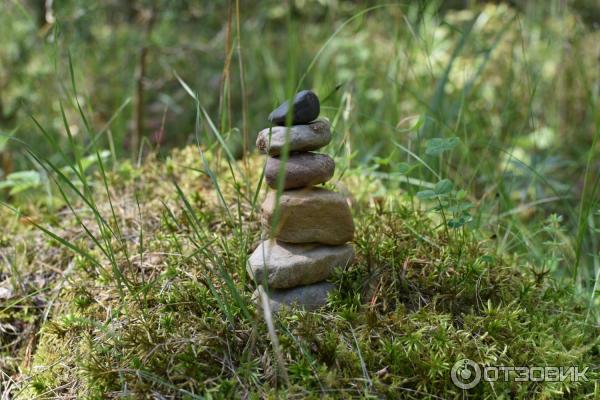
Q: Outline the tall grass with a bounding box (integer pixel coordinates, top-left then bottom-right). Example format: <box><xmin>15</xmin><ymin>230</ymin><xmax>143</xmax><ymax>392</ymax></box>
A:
<box><xmin>0</xmin><ymin>1</ymin><xmax>598</xmax><ymax>395</ymax></box>
<box><xmin>2</xmin><ymin>0</ymin><xmax>598</xmax><ymax>324</ymax></box>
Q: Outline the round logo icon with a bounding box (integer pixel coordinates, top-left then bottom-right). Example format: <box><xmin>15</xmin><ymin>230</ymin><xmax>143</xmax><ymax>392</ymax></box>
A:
<box><xmin>451</xmin><ymin>358</ymin><xmax>481</xmax><ymax>389</ymax></box>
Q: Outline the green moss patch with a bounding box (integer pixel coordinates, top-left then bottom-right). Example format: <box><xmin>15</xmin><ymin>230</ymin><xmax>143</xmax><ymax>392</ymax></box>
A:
<box><xmin>4</xmin><ymin>147</ymin><xmax>598</xmax><ymax>399</ymax></box>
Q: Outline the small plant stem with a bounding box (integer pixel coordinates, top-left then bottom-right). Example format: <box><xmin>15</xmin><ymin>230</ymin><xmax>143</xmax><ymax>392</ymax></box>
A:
<box><xmin>437</xmin><ymin>196</ymin><xmax>450</xmax><ymax>239</ymax></box>
<box><xmin>236</xmin><ymin>0</ymin><xmax>249</xmax><ymax>167</ymax></box>
<box><xmin>131</xmin><ymin>7</ymin><xmax>157</xmax><ymax>161</ymax></box>
<box><xmin>219</xmin><ymin>0</ymin><xmax>233</xmax><ymax>134</ymax></box>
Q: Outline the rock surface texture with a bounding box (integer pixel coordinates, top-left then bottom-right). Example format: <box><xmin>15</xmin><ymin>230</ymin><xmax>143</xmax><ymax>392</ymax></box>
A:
<box><xmin>256</xmin><ymin>120</ymin><xmax>331</xmax><ymax>156</ymax></box>
<box><xmin>249</xmin><ymin>90</ymin><xmax>355</xmax><ymax>312</ymax></box>
<box><xmin>254</xmin><ymin>282</ymin><xmax>335</xmax><ymax>313</ymax></box>
<box><xmin>261</xmin><ymin>189</ymin><xmax>354</xmax><ymax>245</ymax></box>
<box><xmin>265</xmin><ymin>152</ymin><xmax>335</xmax><ymax>190</ymax></box>
<box><xmin>248</xmin><ymin>240</ymin><xmax>354</xmax><ymax>288</ymax></box>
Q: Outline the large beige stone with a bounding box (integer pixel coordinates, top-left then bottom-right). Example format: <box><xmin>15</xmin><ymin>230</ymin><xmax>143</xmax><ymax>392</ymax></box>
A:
<box><xmin>261</xmin><ymin>188</ymin><xmax>354</xmax><ymax>245</ymax></box>
<box><xmin>256</xmin><ymin>120</ymin><xmax>331</xmax><ymax>156</ymax></box>
<box><xmin>248</xmin><ymin>240</ymin><xmax>354</xmax><ymax>288</ymax></box>
<box><xmin>254</xmin><ymin>281</ymin><xmax>335</xmax><ymax>313</ymax></box>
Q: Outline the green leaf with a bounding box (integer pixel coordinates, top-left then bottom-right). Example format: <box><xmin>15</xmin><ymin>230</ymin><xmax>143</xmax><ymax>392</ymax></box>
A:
<box><xmin>480</xmin><ymin>255</ymin><xmax>495</xmax><ymax>264</ymax></box>
<box><xmin>434</xmin><ymin>179</ymin><xmax>453</xmax><ymax>195</ymax></box>
<box><xmin>80</xmin><ymin>150</ymin><xmax>110</xmax><ymax>173</ymax></box>
<box><xmin>432</xmin><ymin>201</ymin><xmax>449</xmax><ymax>211</ymax></box>
<box><xmin>5</xmin><ymin>170</ymin><xmax>40</xmax><ymax>181</ymax></box>
<box><xmin>411</xmin><ymin>115</ymin><xmax>425</xmax><ymax>131</ymax></box>
<box><xmin>448</xmin><ymin>217</ymin><xmax>468</xmax><ymax>228</ymax></box>
<box><xmin>450</xmin><ymin>214</ymin><xmax>474</xmax><ymax>228</ymax></box>
<box><xmin>416</xmin><ymin>189</ymin><xmax>436</xmax><ymax>200</ymax></box>
<box><xmin>0</xmin><ymin>129</ymin><xmax>16</xmax><ymax>153</ymax></box>
<box><xmin>0</xmin><ymin>170</ymin><xmax>42</xmax><ymax>194</ymax></box>
<box><xmin>373</xmin><ymin>155</ymin><xmax>392</xmax><ymax>167</ymax></box>
<box><xmin>448</xmin><ymin>202</ymin><xmax>473</xmax><ymax>214</ymax></box>
<box><xmin>397</xmin><ymin>162</ymin><xmax>420</xmax><ymax>175</ymax></box>
<box><xmin>425</xmin><ymin>137</ymin><xmax>460</xmax><ymax>156</ymax></box>
<box><xmin>10</xmin><ymin>183</ymin><xmax>36</xmax><ymax>195</ymax></box>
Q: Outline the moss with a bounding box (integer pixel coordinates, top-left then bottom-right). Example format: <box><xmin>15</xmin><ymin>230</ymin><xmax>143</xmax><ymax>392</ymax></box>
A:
<box><xmin>4</xmin><ymin>146</ymin><xmax>598</xmax><ymax>399</ymax></box>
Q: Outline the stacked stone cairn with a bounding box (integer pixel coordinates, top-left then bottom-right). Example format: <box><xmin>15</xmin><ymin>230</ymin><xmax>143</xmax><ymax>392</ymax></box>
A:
<box><xmin>248</xmin><ymin>90</ymin><xmax>355</xmax><ymax>312</ymax></box>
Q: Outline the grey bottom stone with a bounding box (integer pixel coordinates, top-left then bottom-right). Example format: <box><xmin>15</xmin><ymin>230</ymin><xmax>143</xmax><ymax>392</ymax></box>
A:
<box><xmin>254</xmin><ymin>281</ymin><xmax>335</xmax><ymax>313</ymax></box>
<box><xmin>247</xmin><ymin>240</ymin><xmax>354</xmax><ymax>289</ymax></box>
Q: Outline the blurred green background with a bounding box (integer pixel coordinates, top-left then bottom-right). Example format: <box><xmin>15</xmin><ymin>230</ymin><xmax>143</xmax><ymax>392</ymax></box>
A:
<box><xmin>0</xmin><ymin>0</ymin><xmax>599</xmax><ymax>288</ymax></box>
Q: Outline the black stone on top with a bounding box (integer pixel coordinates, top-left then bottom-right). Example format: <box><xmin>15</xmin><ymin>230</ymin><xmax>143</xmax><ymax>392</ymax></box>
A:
<box><xmin>268</xmin><ymin>90</ymin><xmax>320</xmax><ymax>126</ymax></box>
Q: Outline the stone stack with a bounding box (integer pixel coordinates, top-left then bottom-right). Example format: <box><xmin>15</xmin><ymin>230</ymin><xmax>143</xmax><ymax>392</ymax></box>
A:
<box><xmin>248</xmin><ymin>90</ymin><xmax>355</xmax><ymax>312</ymax></box>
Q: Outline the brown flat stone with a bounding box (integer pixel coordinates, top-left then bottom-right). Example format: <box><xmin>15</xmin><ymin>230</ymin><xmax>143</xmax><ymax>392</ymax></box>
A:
<box><xmin>261</xmin><ymin>188</ymin><xmax>354</xmax><ymax>245</ymax></box>
<box><xmin>265</xmin><ymin>152</ymin><xmax>335</xmax><ymax>190</ymax></box>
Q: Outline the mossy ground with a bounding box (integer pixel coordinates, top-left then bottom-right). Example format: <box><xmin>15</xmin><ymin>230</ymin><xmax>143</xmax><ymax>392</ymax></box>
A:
<box><xmin>1</xmin><ymin>146</ymin><xmax>598</xmax><ymax>399</ymax></box>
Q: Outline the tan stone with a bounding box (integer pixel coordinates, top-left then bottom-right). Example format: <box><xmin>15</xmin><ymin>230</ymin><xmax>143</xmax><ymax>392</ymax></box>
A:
<box><xmin>261</xmin><ymin>188</ymin><xmax>354</xmax><ymax>245</ymax></box>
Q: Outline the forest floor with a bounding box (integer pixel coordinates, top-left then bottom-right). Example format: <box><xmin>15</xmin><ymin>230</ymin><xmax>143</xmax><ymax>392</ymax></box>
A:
<box><xmin>1</xmin><ymin>146</ymin><xmax>598</xmax><ymax>399</ymax></box>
